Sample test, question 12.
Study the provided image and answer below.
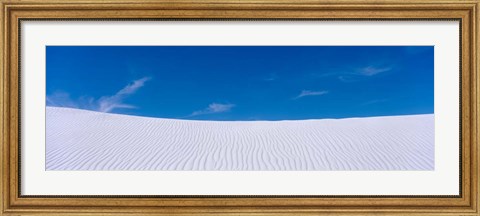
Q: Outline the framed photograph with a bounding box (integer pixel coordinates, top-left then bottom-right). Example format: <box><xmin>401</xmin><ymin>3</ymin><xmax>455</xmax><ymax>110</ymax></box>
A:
<box><xmin>1</xmin><ymin>0</ymin><xmax>478</xmax><ymax>215</ymax></box>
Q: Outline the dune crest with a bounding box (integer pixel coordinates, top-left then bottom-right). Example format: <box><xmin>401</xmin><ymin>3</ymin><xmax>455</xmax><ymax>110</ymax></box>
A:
<box><xmin>46</xmin><ymin>106</ymin><xmax>434</xmax><ymax>171</ymax></box>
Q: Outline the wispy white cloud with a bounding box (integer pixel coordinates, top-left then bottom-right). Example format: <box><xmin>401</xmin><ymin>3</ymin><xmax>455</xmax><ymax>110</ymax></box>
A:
<box><xmin>358</xmin><ymin>66</ymin><xmax>391</xmax><ymax>76</ymax></box>
<box><xmin>98</xmin><ymin>77</ymin><xmax>151</xmax><ymax>112</ymax></box>
<box><xmin>46</xmin><ymin>92</ymin><xmax>98</xmax><ymax>110</ymax></box>
<box><xmin>264</xmin><ymin>73</ymin><xmax>279</xmax><ymax>81</ymax></box>
<box><xmin>46</xmin><ymin>91</ymin><xmax>79</xmax><ymax>108</ymax></box>
<box><xmin>312</xmin><ymin>65</ymin><xmax>393</xmax><ymax>82</ymax></box>
<box><xmin>332</xmin><ymin>66</ymin><xmax>392</xmax><ymax>82</ymax></box>
<box><xmin>46</xmin><ymin>77</ymin><xmax>151</xmax><ymax>113</ymax></box>
<box><xmin>293</xmin><ymin>90</ymin><xmax>328</xmax><ymax>99</ymax></box>
<box><xmin>190</xmin><ymin>103</ymin><xmax>235</xmax><ymax>117</ymax></box>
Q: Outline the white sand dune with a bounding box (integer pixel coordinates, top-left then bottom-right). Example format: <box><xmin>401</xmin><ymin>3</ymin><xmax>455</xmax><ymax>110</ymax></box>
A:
<box><xmin>46</xmin><ymin>106</ymin><xmax>434</xmax><ymax>171</ymax></box>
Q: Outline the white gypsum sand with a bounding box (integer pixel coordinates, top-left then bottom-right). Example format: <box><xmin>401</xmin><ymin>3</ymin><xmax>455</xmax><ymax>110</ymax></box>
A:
<box><xmin>46</xmin><ymin>106</ymin><xmax>434</xmax><ymax>171</ymax></box>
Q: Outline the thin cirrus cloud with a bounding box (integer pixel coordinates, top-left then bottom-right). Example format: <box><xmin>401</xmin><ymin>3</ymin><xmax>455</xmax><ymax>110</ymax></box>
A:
<box><xmin>46</xmin><ymin>77</ymin><xmax>151</xmax><ymax>113</ymax></box>
<box><xmin>98</xmin><ymin>77</ymin><xmax>151</xmax><ymax>112</ymax></box>
<box><xmin>189</xmin><ymin>103</ymin><xmax>236</xmax><ymax>117</ymax></box>
<box><xmin>46</xmin><ymin>91</ymin><xmax>81</xmax><ymax>109</ymax></box>
<box><xmin>358</xmin><ymin>66</ymin><xmax>392</xmax><ymax>76</ymax></box>
<box><xmin>293</xmin><ymin>90</ymin><xmax>329</xmax><ymax>100</ymax></box>
<box><xmin>264</xmin><ymin>73</ymin><xmax>279</xmax><ymax>81</ymax></box>
<box><xmin>313</xmin><ymin>65</ymin><xmax>393</xmax><ymax>82</ymax></box>
<box><xmin>337</xmin><ymin>66</ymin><xmax>392</xmax><ymax>82</ymax></box>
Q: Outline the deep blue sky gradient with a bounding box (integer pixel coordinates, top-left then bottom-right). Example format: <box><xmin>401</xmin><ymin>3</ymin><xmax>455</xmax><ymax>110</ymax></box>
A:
<box><xmin>46</xmin><ymin>46</ymin><xmax>434</xmax><ymax>120</ymax></box>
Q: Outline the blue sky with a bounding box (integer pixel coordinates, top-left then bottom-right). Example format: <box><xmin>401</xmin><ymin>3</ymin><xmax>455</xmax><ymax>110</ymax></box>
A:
<box><xmin>46</xmin><ymin>46</ymin><xmax>434</xmax><ymax>121</ymax></box>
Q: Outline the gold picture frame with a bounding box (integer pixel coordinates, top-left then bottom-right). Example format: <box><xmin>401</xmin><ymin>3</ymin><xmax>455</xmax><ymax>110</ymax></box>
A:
<box><xmin>1</xmin><ymin>0</ymin><xmax>478</xmax><ymax>215</ymax></box>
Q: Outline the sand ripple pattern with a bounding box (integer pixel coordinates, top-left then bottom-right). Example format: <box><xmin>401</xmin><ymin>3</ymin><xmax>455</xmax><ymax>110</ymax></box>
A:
<box><xmin>46</xmin><ymin>107</ymin><xmax>434</xmax><ymax>171</ymax></box>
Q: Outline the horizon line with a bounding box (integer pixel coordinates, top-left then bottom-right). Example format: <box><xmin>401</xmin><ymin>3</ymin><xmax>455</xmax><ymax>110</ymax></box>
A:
<box><xmin>46</xmin><ymin>106</ymin><xmax>434</xmax><ymax>122</ymax></box>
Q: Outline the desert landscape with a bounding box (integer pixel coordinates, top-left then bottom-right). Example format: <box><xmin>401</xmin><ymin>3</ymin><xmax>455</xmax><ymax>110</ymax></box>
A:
<box><xmin>46</xmin><ymin>106</ymin><xmax>434</xmax><ymax>171</ymax></box>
